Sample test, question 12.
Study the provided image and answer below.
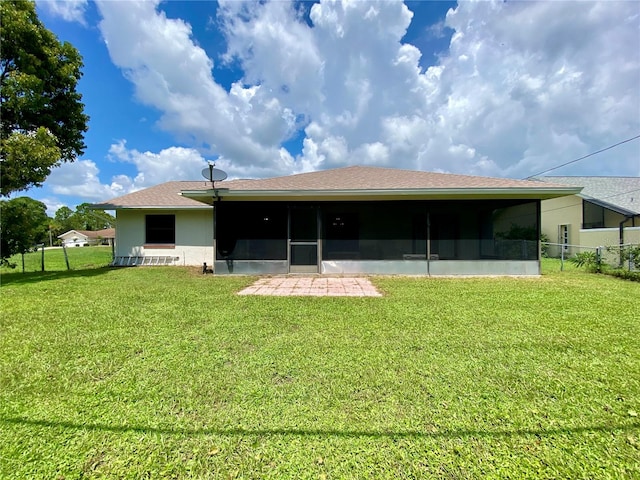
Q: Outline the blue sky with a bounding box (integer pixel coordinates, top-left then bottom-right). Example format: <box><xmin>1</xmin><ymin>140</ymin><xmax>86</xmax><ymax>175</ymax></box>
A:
<box><xmin>24</xmin><ymin>0</ymin><xmax>640</xmax><ymax>215</ymax></box>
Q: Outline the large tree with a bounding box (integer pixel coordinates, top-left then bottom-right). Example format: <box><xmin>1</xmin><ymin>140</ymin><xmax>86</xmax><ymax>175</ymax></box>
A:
<box><xmin>0</xmin><ymin>196</ymin><xmax>49</xmax><ymax>266</ymax></box>
<box><xmin>0</xmin><ymin>0</ymin><xmax>89</xmax><ymax>196</ymax></box>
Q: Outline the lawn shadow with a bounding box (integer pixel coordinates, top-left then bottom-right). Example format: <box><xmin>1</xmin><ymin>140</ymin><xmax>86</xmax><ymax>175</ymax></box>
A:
<box><xmin>3</xmin><ymin>416</ymin><xmax>638</xmax><ymax>440</ymax></box>
<box><xmin>0</xmin><ymin>266</ymin><xmax>114</xmax><ymax>287</ymax></box>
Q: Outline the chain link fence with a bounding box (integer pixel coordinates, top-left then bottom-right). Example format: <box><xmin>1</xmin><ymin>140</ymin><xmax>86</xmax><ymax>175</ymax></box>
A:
<box><xmin>3</xmin><ymin>245</ymin><xmax>114</xmax><ymax>273</ymax></box>
<box><xmin>542</xmin><ymin>242</ymin><xmax>638</xmax><ymax>272</ymax></box>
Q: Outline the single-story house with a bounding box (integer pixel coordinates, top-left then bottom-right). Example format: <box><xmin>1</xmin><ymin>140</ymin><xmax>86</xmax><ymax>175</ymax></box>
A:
<box><xmin>58</xmin><ymin>228</ymin><xmax>116</xmax><ymax>247</ymax></box>
<box><xmin>537</xmin><ymin>176</ymin><xmax>640</xmax><ymax>256</ymax></box>
<box><xmin>92</xmin><ymin>166</ymin><xmax>579</xmax><ymax>275</ymax></box>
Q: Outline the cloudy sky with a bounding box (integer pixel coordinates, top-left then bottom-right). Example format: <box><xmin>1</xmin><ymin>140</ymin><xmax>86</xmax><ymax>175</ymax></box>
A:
<box><xmin>27</xmin><ymin>0</ymin><xmax>640</xmax><ymax>214</ymax></box>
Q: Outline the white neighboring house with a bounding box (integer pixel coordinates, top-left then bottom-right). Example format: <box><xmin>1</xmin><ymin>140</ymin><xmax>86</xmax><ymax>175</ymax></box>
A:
<box><xmin>58</xmin><ymin>228</ymin><xmax>115</xmax><ymax>247</ymax></box>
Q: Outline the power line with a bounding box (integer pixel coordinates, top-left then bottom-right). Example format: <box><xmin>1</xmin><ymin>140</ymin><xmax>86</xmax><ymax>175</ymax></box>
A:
<box><xmin>524</xmin><ymin>134</ymin><xmax>640</xmax><ymax>179</ymax></box>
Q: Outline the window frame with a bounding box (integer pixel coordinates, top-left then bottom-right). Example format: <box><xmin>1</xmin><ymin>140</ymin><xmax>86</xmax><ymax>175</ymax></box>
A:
<box><xmin>145</xmin><ymin>214</ymin><xmax>176</xmax><ymax>247</ymax></box>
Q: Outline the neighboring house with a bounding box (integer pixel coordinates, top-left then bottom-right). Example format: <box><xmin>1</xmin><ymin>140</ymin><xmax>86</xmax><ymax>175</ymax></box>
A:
<box><xmin>58</xmin><ymin>228</ymin><xmax>116</xmax><ymax>247</ymax></box>
<box><xmin>537</xmin><ymin>177</ymin><xmax>640</xmax><ymax>256</ymax></box>
<box><xmin>92</xmin><ymin>166</ymin><xmax>579</xmax><ymax>275</ymax></box>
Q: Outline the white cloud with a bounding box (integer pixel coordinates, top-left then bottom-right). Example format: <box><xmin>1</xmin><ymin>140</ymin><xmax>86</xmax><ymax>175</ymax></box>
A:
<box><xmin>37</xmin><ymin>0</ymin><xmax>88</xmax><ymax>25</ymax></box>
<box><xmin>92</xmin><ymin>0</ymin><xmax>638</xmax><ymax>180</ymax></box>
<box><xmin>95</xmin><ymin>0</ymin><xmax>300</xmax><ymax>177</ymax></box>
<box><xmin>43</xmin><ymin>142</ymin><xmax>210</xmax><ymax>204</ymax></box>
<box><xmin>107</xmin><ymin>140</ymin><xmax>209</xmax><ymax>188</ymax></box>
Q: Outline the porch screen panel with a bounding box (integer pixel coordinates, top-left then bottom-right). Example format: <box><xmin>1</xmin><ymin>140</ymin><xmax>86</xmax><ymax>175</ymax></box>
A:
<box><xmin>430</xmin><ymin>200</ymin><xmax>539</xmax><ymax>261</ymax></box>
<box><xmin>322</xmin><ymin>202</ymin><xmax>427</xmax><ymax>260</ymax></box>
<box><xmin>488</xmin><ymin>200</ymin><xmax>539</xmax><ymax>260</ymax></box>
<box><xmin>583</xmin><ymin>200</ymin><xmax>605</xmax><ymax>229</ymax></box>
<box><xmin>216</xmin><ymin>202</ymin><xmax>287</xmax><ymax>260</ymax></box>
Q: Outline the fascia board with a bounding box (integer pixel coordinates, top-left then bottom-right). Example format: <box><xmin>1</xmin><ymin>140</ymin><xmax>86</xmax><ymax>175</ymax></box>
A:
<box><xmin>181</xmin><ymin>187</ymin><xmax>583</xmax><ymax>201</ymax></box>
<box><xmin>91</xmin><ymin>204</ymin><xmax>212</xmax><ymax>210</ymax></box>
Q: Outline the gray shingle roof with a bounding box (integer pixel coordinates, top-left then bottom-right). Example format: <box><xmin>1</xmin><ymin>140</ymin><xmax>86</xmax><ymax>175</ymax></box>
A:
<box><xmin>218</xmin><ymin>165</ymin><xmax>565</xmax><ymax>190</ymax></box>
<box><xmin>94</xmin><ymin>166</ymin><xmax>580</xmax><ymax>209</ymax></box>
<box><xmin>93</xmin><ymin>181</ymin><xmax>214</xmax><ymax>209</ymax></box>
<box><xmin>538</xmin><ymin>176</ymin><xmax>640</xmax><ymax>215</ymax></box>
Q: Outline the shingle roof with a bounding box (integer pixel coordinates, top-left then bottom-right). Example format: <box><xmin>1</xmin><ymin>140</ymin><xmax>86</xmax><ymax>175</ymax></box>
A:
<box><xmin>538</xmin><ymin>176</ymin><xmax>640</xmax><ymax>215</ymax></box>
<box><xmin>218</xmin><ymin>165</ymin><xmax>564</xmax><ymax>190</ymax></box>
<box><xmin>94</xmin><ymin>166</ymin><xmax>579</xmax><ymax>209</ymax></box>
<box><xmin>93</xmin><ymin>181</ymin><xmax>214</xmax><ymax>209</ymax></box>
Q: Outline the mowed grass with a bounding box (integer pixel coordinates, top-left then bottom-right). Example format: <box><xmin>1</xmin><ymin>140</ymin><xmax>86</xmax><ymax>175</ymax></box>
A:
<box><xmin>0</xmin><ymin>262</ymin><xmax>638</xmax><ymax>479</ymax></box>
<box><xmin>1</xmin><ymin>246</ymin><xmax>113</xmax><ymax>273</ymax></box>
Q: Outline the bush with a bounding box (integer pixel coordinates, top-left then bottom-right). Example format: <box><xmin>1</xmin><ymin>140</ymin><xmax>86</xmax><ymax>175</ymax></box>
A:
<box><xmin>569</xmin><ymin>251</ymin><xmax>602</xmax><ymax>273</ymax></box>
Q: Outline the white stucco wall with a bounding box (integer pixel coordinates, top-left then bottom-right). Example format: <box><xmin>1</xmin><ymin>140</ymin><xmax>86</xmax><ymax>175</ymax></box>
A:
<box><xmin>115</xmin><ymin>209</ymin><xmax>214</xmax><ymax>266</ymax></box>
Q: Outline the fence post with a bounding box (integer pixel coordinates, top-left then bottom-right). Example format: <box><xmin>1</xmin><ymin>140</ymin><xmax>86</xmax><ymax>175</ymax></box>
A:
<box><xmin>39</xmin><ymin>243</ymin><xmax>45</xmax><ymax>272</ymax></box>
<box><xmin>560</xmin><ymin>246</ymin><xmax>564</xmax><ymax>271</ymax></box>
<box><xmin>62</xmin><ymin>244</ymin><xmax>70</xmax><ymax>271</ymax></box>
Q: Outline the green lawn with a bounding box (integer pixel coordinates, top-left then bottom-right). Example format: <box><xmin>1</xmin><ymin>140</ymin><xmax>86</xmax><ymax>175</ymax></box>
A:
<box><xmin>1</xmin><ymin>262</ymin><xmax>638</xmax><ymax>478</ymax></box>
<box><xmin>1</xmin><ymin>245</ymin><xmax>113</xmax><ymax>273</ymax></box>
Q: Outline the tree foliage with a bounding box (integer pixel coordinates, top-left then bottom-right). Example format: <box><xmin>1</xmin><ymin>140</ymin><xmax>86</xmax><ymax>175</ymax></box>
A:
<box><xmin>0</xmin><ymin>196</ymin><xmax>49</xmax><ymax>267</ymax></box>
<box><xmin>0</xmin><ymin>0</ymin><xmax>89</xmax><ymax>196</ymax></box>
<box><xmin>49</xmin><ymin>203</ymin><xmax>115</xmax><ymax>239</ymax></box>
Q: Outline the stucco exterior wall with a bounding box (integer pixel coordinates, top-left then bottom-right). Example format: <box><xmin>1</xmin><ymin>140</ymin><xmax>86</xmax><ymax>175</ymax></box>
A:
<box><xmin>541</xmin><ymin>195</ymin><xmax>582</xmax><ymax>246</ymax></box>
<box><xmin>579</xmin><ymin>227</ymin><xmax>640</xmax><ymax>248</ymax></box>
<box><xmin>115</xmin><ymin>209</ymin><xmax>214</xmax><ymax>266</ymax></box>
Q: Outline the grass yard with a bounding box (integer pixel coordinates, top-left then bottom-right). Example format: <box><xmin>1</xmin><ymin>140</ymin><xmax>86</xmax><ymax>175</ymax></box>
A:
<box><xmin>0</xmin><ymin>246</ymin><xmax>113</xmax><ymax>273</ymax></box>
<box><xmin>1</xmin><ymin>262</ymin><xmax>638</xmax><ymax>478</ymax></box>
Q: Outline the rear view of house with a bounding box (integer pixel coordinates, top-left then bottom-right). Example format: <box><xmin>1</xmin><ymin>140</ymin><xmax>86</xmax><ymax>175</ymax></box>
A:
<box><xmin>93</xmin><ymin>166</ymin><xmax>579</xmax><ymax>275</ymax></box>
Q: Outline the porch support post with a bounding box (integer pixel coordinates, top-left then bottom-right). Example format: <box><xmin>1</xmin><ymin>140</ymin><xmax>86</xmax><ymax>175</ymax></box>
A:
<box><xmin>426</xmin><ymin>211</ymin><xmax>431</xmax><ymax>276</ymax></box>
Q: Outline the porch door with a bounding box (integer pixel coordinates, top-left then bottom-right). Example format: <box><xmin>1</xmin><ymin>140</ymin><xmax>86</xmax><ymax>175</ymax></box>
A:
<box><xmin>289</xmin><ymin>206</ymin><xmax>319</xmax><ymax>273</ymax></box>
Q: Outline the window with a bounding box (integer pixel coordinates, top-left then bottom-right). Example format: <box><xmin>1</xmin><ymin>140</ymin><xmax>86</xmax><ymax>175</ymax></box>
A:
<box><xmin>146</xmin><ymin>214</ymin><xmax>175</xmax><ymax>244</ymax></box>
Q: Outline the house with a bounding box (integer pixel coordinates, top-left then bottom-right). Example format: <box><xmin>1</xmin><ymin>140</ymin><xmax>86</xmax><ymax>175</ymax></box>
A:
<box><xmin>92</xmin><ymin>166</ymin><xmax>579</xmax><ymax>275</ymax></box>
<box><xmin>58</xmin><ymin>228</ymin><xmax>116</xmax><ymax>247</ymax></box>
<box><xmin>537</xmin><ymin>176</ymin><xmax>640</xmax><ymax>257</ymax></box>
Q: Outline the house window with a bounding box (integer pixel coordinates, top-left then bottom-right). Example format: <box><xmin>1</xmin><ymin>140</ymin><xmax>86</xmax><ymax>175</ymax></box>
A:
<box><xmin>146</xmin><ymin>214</ymin><xmax>175</xmax><ymax>244</ymax></box>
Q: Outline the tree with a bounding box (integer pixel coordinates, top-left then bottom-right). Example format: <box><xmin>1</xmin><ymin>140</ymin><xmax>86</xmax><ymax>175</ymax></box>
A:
<box><xmin>72</xmin><ymin>203</ymin><xmax>114</xmax><ymax>230</ymax></box>
<box><xmin>0</xmin><ymin>0</ymin><xmax>89</xmax><ymax>196</ymax></box>
<box><xmin>0</xmin><ymin>197</ymin><xmax>49</xmax><ymax>267</ymax></box>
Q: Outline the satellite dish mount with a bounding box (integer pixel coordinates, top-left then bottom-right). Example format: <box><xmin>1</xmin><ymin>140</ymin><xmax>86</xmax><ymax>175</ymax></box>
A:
<box><xmin>201</xmin><ymin>162</ymin><xmax>228</xmax><ymax>190</ymax></box>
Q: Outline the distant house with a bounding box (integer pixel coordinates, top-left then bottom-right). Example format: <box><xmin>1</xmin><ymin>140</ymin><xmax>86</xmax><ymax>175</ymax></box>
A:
<box><xmin>92</xmin><ymin>166</ymin><xmax>579</xmax><ymax>275</ymax></box>
<box><xmin>538</xmin><ymin>176</ymin><xmax>640</xmax><ymax>255</ymax></box>
<box><xmin>58</xmin><ymin>228</ymin><xmax>116</xmax><ymax>247</ymax></box>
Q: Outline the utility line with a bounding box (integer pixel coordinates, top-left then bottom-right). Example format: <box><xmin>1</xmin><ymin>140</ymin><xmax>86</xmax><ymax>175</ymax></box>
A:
<box><xmin>524</xmin><ymin>134</ymin><xmax>640</xmax><ymax>179</ymax></box>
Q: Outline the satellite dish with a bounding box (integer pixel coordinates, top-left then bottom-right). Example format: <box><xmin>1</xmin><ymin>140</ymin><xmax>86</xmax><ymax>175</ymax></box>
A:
<box><xmin>201</xmin><ymin>166</ymin><xmax>227</xmax><ymax>182</ymax></box>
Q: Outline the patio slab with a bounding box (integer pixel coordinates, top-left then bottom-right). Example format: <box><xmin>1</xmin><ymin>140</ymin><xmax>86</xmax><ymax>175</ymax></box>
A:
<box><xmin>237</xmin><ymin>276</ymin><xmax>382</xmax><ymax>297</ymax></box>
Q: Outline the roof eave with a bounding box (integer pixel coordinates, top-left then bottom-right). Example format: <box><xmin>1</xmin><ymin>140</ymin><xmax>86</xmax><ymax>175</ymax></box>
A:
<box><xmin>181</xmin><ymin>187</ymin><xmax>582</xmax><ymax>203</ymax></box>
<box><xmin>91</xmin><ymin>204</ymin><xmax>212</xmax><ymax>211</ymax></box>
